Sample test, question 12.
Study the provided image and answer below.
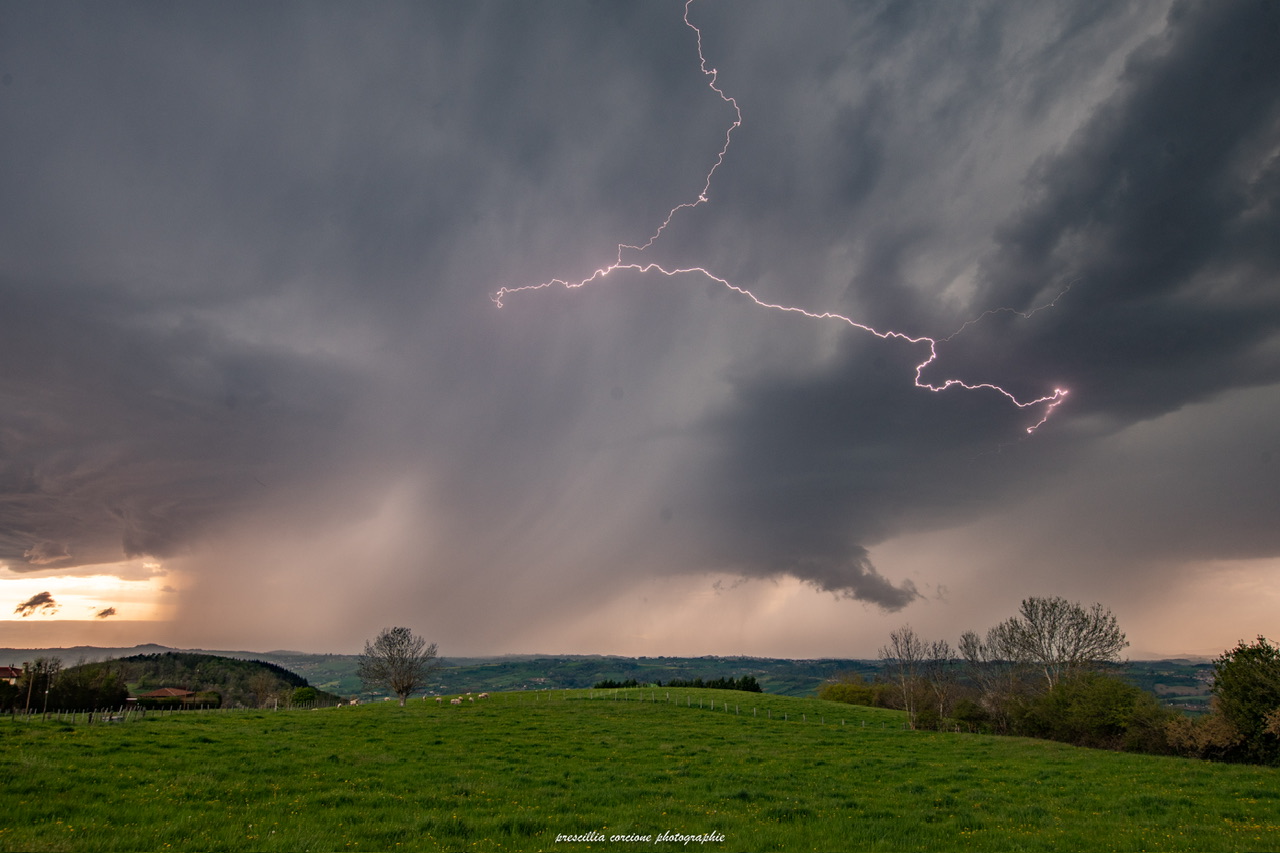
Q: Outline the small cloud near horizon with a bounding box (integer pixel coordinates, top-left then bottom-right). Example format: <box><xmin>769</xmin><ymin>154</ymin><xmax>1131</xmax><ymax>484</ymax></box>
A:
<box><xmin>15</xmin><ymin>591</ymin><xmax>59</xmax><ymax>618</ymax></box>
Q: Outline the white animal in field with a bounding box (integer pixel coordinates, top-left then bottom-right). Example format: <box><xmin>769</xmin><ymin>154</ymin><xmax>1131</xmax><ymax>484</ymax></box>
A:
<box><xmin>478</xmin><ymin>692</ymin><xmax>489</xmax><ymax>699</ymax></box>
<box><xmin>450</xmin><ymin>698</ymin><xmax>462</xmax><ymax>706</ymax></box>
<box><xmin>468</xmin><ymin>696</ymin><xmax>474</xmax><ymax>702</ymax></box>
<box><xmin>435</xmin><ymin>696</ymin><xmax>443</xmax><ymax>703</ymax></box>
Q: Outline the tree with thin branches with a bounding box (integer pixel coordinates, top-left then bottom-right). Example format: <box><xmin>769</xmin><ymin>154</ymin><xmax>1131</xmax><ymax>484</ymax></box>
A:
<box><xmin>879</xmin><ymin>625</ymin><xmax>928</xmax><ymax>728</ymax></box>
<box><xmin>959</xmin><ymin>624</ymin><xmax>1024</xmax><ymax>731</ymax></box>
<box><xmin>998</xmin><ymin>596</ymin><xmax>1127</xmax><ymax>689</ymax></box>
<box><xmin>357</xmin><ymin>627</ymin><xmax>441</xmax><ymax>706</ymax></box>
<box><xmin>920</xmin><ymin>638</ymin><xmax>957</xmax><ymax>723</ymax></box>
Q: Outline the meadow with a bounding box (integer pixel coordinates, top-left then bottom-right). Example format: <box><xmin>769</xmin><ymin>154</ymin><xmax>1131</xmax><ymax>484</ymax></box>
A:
<box><xmin>3</xmin><ymin>688</ymin><xmax>1279</xmax><ymax>852</ymax></box>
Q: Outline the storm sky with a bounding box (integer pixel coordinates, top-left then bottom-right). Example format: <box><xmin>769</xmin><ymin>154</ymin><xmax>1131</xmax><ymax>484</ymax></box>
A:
<box><xmin>3</xmin><ymin>0</ymin><xmax>1279</xmax><ymax>657</ymax></box>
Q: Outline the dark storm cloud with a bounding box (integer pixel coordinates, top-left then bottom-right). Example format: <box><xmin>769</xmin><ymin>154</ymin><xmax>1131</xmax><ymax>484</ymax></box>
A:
<box><xmin>0</xmin><ymin>1</ymin><xmax>721</xmax><ymax>584</ymax></box>
<box><xmin>973</xmin><ymin>0</ymin><xmax>1280</xmax><ymax>420</ymax></box>
<box><xmin>95</xmin><ymin>607</ymin><xmax>118</xmax><ymax>619</ymax></box>
<box><xmin>687</xmin><ymin>0</ymin><xmax>1280</xmax><ymax>605</ymax></box>
<box><xmin>0</xmin><ymin>280</ymin><xmax>367</xmax><ymax>570</ymax></box>
<box><xmin>1</xmin><ymin>0</ymin><xmax>1277</xmax><ymax>649</ymax></box>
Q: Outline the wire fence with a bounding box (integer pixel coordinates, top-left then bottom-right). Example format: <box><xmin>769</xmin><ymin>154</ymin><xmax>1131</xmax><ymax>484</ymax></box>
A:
<box><xmin>511</xmin><ymin>687</ymin><xmax>912</xmax><ymax>730</ymax></box>
<box><xmin>4</xmin><ymin>688</ymin><xmax>914</xmax><ymax>731</ymax></box>
<box><xmin>2</xmin><ymin>697</ymin><xmax>348</xmax><ymax>725</ymax></box>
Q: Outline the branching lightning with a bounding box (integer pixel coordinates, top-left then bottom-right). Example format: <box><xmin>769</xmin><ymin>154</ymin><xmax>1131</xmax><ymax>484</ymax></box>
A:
<box><xmin>492</xmin><ymin>0</ymin><xmax>1068</xmax><ymax>434</ymax></box>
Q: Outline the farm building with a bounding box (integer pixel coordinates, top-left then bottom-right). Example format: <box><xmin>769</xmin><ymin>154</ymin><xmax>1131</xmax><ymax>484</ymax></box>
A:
<box><xmin>137</xmin><ymin>687</ymin><xmax>196</xmax><ymax>699</ymax></box>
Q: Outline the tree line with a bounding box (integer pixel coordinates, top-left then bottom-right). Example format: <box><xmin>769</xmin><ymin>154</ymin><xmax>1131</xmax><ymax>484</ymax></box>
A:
<box><xmin>821</xmin><ymin>596</ymin><xmax>1280</xmax><ymax>764</ymax></box>
<box><xmin>593</xmin><ymin>675</ymin><xmax>762</xmax><ymax>693</ymax></box>
<box><xmin>0</xmin><ymin>658</ymin><xmax>128</xmax><ymax>713</ymax></box>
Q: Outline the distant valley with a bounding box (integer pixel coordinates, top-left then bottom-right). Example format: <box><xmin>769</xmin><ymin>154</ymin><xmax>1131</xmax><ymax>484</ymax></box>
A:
<box><xmin>0</xmin><ymin>643</ymin><xmax>1214</xmax><ymax>709</ymax></box>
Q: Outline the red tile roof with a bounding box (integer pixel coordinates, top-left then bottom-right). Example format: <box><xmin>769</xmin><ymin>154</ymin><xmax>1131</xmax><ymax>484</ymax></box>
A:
<box><xmin>139</xmin><ymin>687</ymin><xmax>196</xmax><ymax>698</ymax></box>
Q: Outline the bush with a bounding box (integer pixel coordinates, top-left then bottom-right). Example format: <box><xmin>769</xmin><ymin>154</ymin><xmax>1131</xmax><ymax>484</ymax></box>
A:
<box><xmin>188</xmin><ymin>691</ymin><xmax>222</xmax><ymax>708</ymax></box>
<box><xmin>664</xmin><ymin>676</ymin><xmax>761</xmax><ymax>693</ymax></box>
<box><xmin>47</xmin><ymin>664</ymin><xmax>129</xmax><ymax>711</ymax></box>
<box><xmin>951</xmin><ymin>698</ymin><xmax>991</xmax><ymax>733</ymax></box>
<box><xmin>1014</xmin><ymin>672</ymin><xmax>1175</xmax><ymax>752</ymax></box>
<box><xmin>0</xmin><ymin>680</ymin><xmax>19</xmax><ymax>711</ymax></box>
<box><xmin>1211</xmin><ymin>637</ymin><xmax>1280</xmax><ymax>764</ymax></box>
<box><xmin>292</xmin><ymin>687</ymin><xmax>319</xmax><ymax>706</ymax></box>
<box><xmin>914</xmin><ymin>705</ymin><xmax>943</xmax><ymax>731</ymax></box>
<box><xmin>817</xmin><ymin>674</ymin><xmax>890</xmax><ymax>708</ymax></box>
<box><xmin>1165</xmin><ymin>704</ymin><xmax>1243</xmax><ymax>761</ymax></box>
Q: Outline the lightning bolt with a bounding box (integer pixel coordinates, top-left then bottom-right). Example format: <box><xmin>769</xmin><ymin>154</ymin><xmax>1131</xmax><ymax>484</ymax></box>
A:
<box><xmin>493</xmin><ymin>0</ymin><xmax>1069</xmax><ymax>435</ymax></box>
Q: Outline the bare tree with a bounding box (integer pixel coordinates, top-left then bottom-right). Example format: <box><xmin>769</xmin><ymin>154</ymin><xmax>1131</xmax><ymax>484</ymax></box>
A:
<box><xmin>357</xmin><ymin>627</ymin><xmax>441</xmax><ymax>706</ymax></box>
<box><xmin>247</xmin><ymin>671</ymin><xmax>278</xmax><ymax>708</ymax></box>
<box><xmin>998</xmin><ymin>596</ymin><xmax>1127</xmax><ymax>689</ymax></box>
<box><xmin>920</xmin><ymin>639</ymin><xmax>956</xmax><ymax>722</ymax></box>
<box><xmin>879</xmin><ymin>625</ymin><xmax>927</xmax><ymax>728</ymax></box>
<box><xmin>959</xmin><ymin>625</ymin><xmax>1024</xmax><ymax>731</ymax></box>
<box><xmin>959</xmin><ymin>624</ymin><xmax>1020</xmax><ymax>695</ymax></box>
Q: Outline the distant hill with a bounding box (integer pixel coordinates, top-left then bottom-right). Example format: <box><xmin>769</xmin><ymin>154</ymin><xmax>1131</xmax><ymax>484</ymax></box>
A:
<box><xmin>1</xmin><ymin>643</ymin><xmax>178</xmax><ymax>665</ymax></box>
<box><xmin>56</xmin><ymin>651</ymin><xmax>341</xmax><ymax>709</ymax></box>
<box><xmin>4</xmin><ymin>645</ymin><xmax>1216</xmax><ymax>707</ymax></box>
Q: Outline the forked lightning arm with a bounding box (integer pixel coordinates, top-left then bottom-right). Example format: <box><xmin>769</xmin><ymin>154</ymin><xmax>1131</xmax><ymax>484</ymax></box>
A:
<box><xmin>492</xmin><ymin>0</ymin><xmax>1068</xmax><ymax>435</ymax></box>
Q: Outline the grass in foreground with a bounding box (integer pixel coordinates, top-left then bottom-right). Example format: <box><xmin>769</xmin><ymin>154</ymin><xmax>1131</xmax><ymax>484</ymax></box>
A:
<box><xmin>3</xmin><ymin>688</ymin><xmax>1280</xmax><ymax>852</ymax></box>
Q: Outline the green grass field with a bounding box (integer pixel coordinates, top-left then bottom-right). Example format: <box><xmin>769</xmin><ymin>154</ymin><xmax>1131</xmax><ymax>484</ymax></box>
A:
<box><xmin>3</xmin><ymin>688</ymin><xmax>1279</xmax><ymax>852</ymax></box>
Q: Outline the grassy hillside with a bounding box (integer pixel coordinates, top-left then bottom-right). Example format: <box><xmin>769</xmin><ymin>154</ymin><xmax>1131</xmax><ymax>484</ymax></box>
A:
<box><xmin>106</xmin><ymin>652</ymin><xmax>339</xmax><ymax>708</ymax></box>
<box><xmin>244</xmin><ymin>653</ymin><xmax>883</xmax><ymax>699</ymax></box>
<box><xmin>264</xmin><ymin>653</ymin><xmax>1215</xmax><ymax>707</ymax></box>
<box><xmin>2</xmin><ymin>688</ymin><xmax>1278</xmax><ymax>852</ymax></box>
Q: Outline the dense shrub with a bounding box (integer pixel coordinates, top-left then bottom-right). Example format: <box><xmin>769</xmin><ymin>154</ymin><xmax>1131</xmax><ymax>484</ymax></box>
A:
<box><xmin>663</xmin><ymin>676</ymin><xmax>762</xmax><ymax>693</ymax></box>
<box><xmin>817</xmin><ymin>674</ymin><xmax>890</xmax><ymax>708</ymax></box>
<box><xmin>1013</xmin><ymin>672</ymin><xmax>1175</xmax><ymax>752</ymax></box>
<box><xmin>190</xmin><ymin>691</ymin><xmax>222</xmax><ymax>708</ymax></box>
<box><xmin>1164</xmin><ymin>703</ymin><xmax>1244</xmax><ymax>761</ymax></box>
<box><xmin>605</xmin><ymin>676</ymin><xmax>766</xmax><ymax>693</ymax></box>
<box><xmin>47</xmin><ymin>664</ymin><xmax>129</xmax><ymax>711</ymax></box>
<box><xmin>1211</xmin><ymin>637</ymin><xmax>1280</xmax><ymax>765</ymax></box>
<box><xmin>0</xmin><ymin>680</ymin><xmax>19</xmax><ymax>710</ymax></box>
<box><xmin>913</xmin><ymin>705</ymin><xmax>944</xmax><ymax>731</ymax></box>
<box><xmin>951</xmin><ymin>698</ymin><xmax>991</xmax><ymax>732</ymax></box>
